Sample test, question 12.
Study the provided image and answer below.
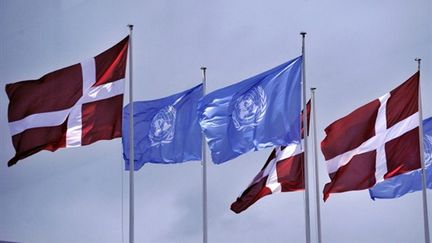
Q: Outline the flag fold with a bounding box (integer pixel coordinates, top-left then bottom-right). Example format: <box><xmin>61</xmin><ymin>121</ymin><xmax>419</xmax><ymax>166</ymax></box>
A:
<box><xmin>231</xmin><ymin>143</ymin><xmax>304</xmax><ymax>213</ymax></box>
<box><xmin>321</xmin><ymin>72</ymin><xmax>420</xmax><ymax>201</ymax></box>
<box><xmin>122</xmin><ymin>84</ymin><xmax>203</xmax><ymax>170</ymax></box>
<box><xmin>6</xmin><ymin>37</ymin><xmax>129</xmax><ymax>166</ymax></box>
<box><xmin>231</xmin><ymin>101</ymin><xmax>310</xmax><ymax>213</ymax></box>
<box><xmin>369</xmin><ymin>117</ymin><xmax>432</xmax><ymax>199</ymax></box>
<box><xmin>198</xmin><ymin>56</ymin><xmax>302</xmax><ymax>164</ymax></box>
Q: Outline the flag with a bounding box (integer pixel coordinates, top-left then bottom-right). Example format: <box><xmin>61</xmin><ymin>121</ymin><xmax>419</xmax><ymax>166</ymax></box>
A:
<box><xmin>5</xmin><ymin>37</ymin><xmax>129</xmax><ymax>166</ymax></box>
<box><xmin>122</xmin><ymin>84</ymin><xmax>203</xmax><ymax>170</ymax></box>
<box><xmin>231</xmin><ymin>143</ymin><xmax>304</xmax><ymax>213</ymax></box>
<box><xmin>321</xmin><ymin>72</ymin><xmax>420</xmax><ymax>201</ymax></box>
<box><xmin>231</xmin><ymin>101</ymin><xmax>310</xmax><ymax>213</ymax></box>
<box><xmin>198</xmin><ymin>56</ymin><xmax>302</xmax><ymax>164</ymax></box>
<box><xmin>369</xmin><ymin>117</ymin><xmax>432</xmax><ymax>199</ymax></box>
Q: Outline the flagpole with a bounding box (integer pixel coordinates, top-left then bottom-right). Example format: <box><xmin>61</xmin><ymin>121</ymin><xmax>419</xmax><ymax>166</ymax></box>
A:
<box><xmin>311</xmin><ymin>87</ymin><xmax>322</xmax><ymax>243</ymax></box>
<box><xmin>127</xmin><ymin>24</ymin><xmax>135</xmax><ymax>243</ymax></box>
<box><xmin>300</xmin><ymin>32</ymin><xmax>311</xmax><ymax>243</ymax></box>
<box><xmin>201</xmin><ymin>66</ymin><xmax>208</xmax><ymax>243</ymax></box>
<box><xmin>416</xmin><ymin>58</ymin><xmax>430</xmax><ymax>243</ymax></box>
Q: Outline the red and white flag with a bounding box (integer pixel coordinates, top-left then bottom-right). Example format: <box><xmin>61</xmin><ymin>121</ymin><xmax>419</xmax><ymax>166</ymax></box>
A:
<box><xmin>231</xmin><ymin>101</ymin><xmax>310</xmax><ymax>214</ymax></box>
<box><xmin>321</xmin><ymin>72</ymin><xmax>420</xmax><ymax>201</ymax></box>
<box><xmin>6</xmin><ymin>37</ymin><xmax>129</xmax><ymax>167</ymax></box>
<box><xmin>231</xmin><ymin>143</ymin><xmax>305</xmax><ymax>213</ymax></box>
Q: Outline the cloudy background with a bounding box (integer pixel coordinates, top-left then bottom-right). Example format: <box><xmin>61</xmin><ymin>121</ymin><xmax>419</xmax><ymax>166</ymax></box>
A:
<box><xmin>0</xmin><ymin>0</ymin><xmax>431</xmax><ymax>242</ymax></box>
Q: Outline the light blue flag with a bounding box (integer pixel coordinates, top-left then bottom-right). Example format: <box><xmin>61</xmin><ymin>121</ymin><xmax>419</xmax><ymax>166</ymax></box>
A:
<box><xmin>122</xmin><ymin>84</ymin><xmax>203</xmax><ymax>170</ymax></box>
<box><xmin>369</xmin><ymin>117</ymin><xmax>432</xmax><ymax>199</ymax></box>
<box><xmin>198</xmin><ymin>56</ymin><xmax>302</xmax><ymax>164</ymax></box>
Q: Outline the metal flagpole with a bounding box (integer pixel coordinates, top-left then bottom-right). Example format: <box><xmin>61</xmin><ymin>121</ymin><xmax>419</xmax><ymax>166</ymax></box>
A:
<box><xmin>300</xmin><ymin>32</ymin><xmax>311</xmax><ymax>243</ymax></box>
<box><xmin>310</xmin><ymin>87</ymin><xmax>322</xmax><ymax>243</ymax></box>
<box><xmin>201</xmin><ymin>67</ymin><xmax>208</xmax><ymax>243</ymax></box>
<box><xmin>416</xmin><ymin>58</ymin><xmax>430</xmax><ymax>243</ymax></box>
<box><xmin>127</xmin><ymin>24</ymin><xmax>135</xmax><ymax>243</ymax></box>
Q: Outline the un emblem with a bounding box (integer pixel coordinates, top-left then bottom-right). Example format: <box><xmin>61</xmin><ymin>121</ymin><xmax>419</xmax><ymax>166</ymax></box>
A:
<box><xmin>425</xmin><ymin>135</ymin><xmax>432</xmax><ymax>161</ymax></box>
<box><xmin>232</xmin><ymin>85</ymin><xmax>267</xmax><ymax>131</ymax></box>
<box><xmin>149</xmin><ymin>105</ymin><xmax>177</xmax><ymax>146</ymax></box>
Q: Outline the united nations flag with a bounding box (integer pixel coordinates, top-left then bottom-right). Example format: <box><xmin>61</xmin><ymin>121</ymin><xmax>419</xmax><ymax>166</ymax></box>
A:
<box><xmin>198</xmin><ymin>56</ymin><xmax>302</xmax><ymax>164</ymax></box>
<box><xmin>122</xmin><ymin>84</ymin><xmax>203</xmax><ymax>170</ymax></box>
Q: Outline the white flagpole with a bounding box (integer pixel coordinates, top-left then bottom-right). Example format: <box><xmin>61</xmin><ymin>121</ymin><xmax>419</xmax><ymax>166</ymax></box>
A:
<box><xmin>201</xmin><ymin>67</ymin><xmax>208</xmax><ymax>243</ymax></box>
<box><xmin>127</xmin><ymin>24</ymin><xmax>135</xmax><ymax>243</ymax></box>
<box><xmin>416</xmin><ymin>58</ymin><xmax>430</xmax><ymax>243</ymax></box>
<box><xmin>310</xmin><ymin>87</ymin><xmax>322</xmax><ymax>243</ymax></box>
<box><xmin>300</xmin><ymin>32</ymin><xmax>311</xmax><ymax>243</ymax></box>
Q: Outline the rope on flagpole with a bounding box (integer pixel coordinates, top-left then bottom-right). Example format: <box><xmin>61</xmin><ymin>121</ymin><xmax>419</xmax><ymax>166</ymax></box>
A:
<box><xmin>201</xmin><ymin>66</ymin><xmax>208</xmax><ymax>243</ymax></box>
<box><xmin>300</xmin><ymin>31</ymin><xmax>311</xmax><ymax>243</ymax></box>
<box><xmin>416</xmin><ymin>57</ymin><xmax>430</xmax><ymax>243</ymax></box>
<box><xmin>127</xmin><ymin>24</ymin><xmax>135</xmax><ymax>243</ymax></box>
<box><xmin>311</xmin><ymin>87</ymin><xmax>322</xmax><ymax>243</ymax></box>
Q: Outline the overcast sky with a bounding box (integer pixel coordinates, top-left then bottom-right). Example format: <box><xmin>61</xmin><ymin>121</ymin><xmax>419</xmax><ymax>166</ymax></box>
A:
<box><xmin>0</xmin><ymin>0</ymin><xmax>431</xmax><ymax>242</ymax></box>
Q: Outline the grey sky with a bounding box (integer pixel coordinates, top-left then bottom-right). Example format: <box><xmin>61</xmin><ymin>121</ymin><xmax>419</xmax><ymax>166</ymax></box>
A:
<box><xmin>0</xmin><ymin>0</ymin><xmax>431</xmax><ymax>242</ymax></box>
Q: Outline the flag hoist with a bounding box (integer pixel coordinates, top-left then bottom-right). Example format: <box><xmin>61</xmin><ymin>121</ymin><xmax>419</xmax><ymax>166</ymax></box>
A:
<box><xmin>311</xmin><ymin>87</ymin><xmax>322</xmax><ymax>243</ymax></box>
<box><xmin>201</xmin><ymin>67</ymin><xmax>208</xmax><ymax>243</ymax></box>
<box><xmin>416</xmin><ymin>57</ymin><xmax>430</xmax><ymax>243</ymax></box>
<box><xmin>127</xmin><ymin>24</ymin><xmax>135</xmax><ymax>243</ymax></box>
<box><xmin>300</xmin><ymin>32</ymin><xmax>311</xmax><ymax>243</ymax></box>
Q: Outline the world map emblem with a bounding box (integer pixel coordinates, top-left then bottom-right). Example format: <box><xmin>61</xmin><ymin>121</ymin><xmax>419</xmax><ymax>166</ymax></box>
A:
<box><xmin>149</xmin><ymin>105</ymin><xmax>177</xmax><ymax>146</ymax></box>
<box><xmin>232</xmin><ymin>85</ymin><xmax>267</xmax><ymax>131</ymax></box>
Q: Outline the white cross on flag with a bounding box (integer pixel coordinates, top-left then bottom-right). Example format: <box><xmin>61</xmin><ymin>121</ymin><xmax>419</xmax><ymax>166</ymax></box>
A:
<box><xmin>321</xmin><ymin>72</ymin><xmax>420</xmax><ymax>201</ymax></box>
<box><xmin>231</xmin><ymin>143</ymin><xmax>305</xmax><ymax>213</ymax></box>
<box><xmin>6</xmin><ymin>37</ymin><xmax>129</xmax><ymax>167</ymax></box>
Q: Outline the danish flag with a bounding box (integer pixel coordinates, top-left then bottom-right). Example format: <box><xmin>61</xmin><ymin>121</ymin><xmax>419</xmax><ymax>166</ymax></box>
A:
<box><xmin>231</xmin><ymin>143</ymin><xmax>305</xmax><ymax>213</ymax></box>
<box><xmin>321</xmin><ymin>72</ymin><xmax>421</xmax><ymax>201</ymax></box>
<box><xmin>6</xmin><ymin>37</ymin><xmax>129</xmax><ymax>167</ymax></box>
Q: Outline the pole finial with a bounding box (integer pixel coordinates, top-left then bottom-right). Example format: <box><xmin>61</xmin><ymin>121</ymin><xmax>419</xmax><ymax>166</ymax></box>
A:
<box><xmin>127</xmin><ymin>24</ymin><xmax>134</xmax><ymax>30</ymax></box>
<box><xmin>415</xmin><ymin>58</ymin><xmax>421</xmax><ymax>71</ymax></box>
